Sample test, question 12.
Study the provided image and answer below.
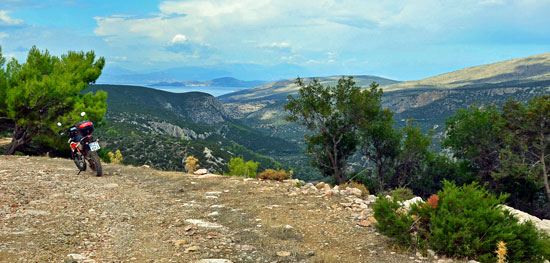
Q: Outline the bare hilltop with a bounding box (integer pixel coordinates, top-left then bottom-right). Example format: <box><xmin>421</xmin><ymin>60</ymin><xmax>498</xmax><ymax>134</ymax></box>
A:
<box><xmin>0</xmin><ymin>155</ymin><xmax>468</xmax><ymax>263</ymax></box>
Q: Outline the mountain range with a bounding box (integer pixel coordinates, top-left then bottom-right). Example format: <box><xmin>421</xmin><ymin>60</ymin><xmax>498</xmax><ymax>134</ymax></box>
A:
<box><xmin>84</xmin><ymin>53</ymin><xmax>550</xmax><ymax>180</ymax></box>
<box><xmin>219</xmin><ymin>53</ymin><xmax>550</xmax><ymax>148</ymax></box>
<box><xmin>150</xmin><ymin>77</ymin><xmax>267</xmax><ymax>88</ymax></box>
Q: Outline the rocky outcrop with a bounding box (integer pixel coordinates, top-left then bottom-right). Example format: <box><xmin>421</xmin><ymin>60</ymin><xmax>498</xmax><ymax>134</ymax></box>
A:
<box><xmin>500</xmin><ymin>205</ymin><xmax>550</xmax><ymax>233</ymax></box>
<box><xmin>148</xmin><ymin>121</ymin><xmax>211</xmax><ymax>140</ymax></box>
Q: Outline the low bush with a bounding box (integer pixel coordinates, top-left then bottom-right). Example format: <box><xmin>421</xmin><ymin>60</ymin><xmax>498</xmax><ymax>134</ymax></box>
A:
<box><xmin>372</xmin><ymin>195</ymin><xmax>415</xmax><ymax>246</ymax></box>
<box><xmin>185</xmin><ymin>156</ymin><xmax>199</xmax><ymax>174</ymax></box>
<box><xmin>108</xmin><ymin>149</ymin><xmax>123</xmax><ymax>164</ymax></box>
<box><xmin>373</xmin><ymin>181</ymin><xmax>550</xmax><ymax>262</ymax></box>
<box><xmin>388</xmin><ymin>187</ymin><xmax>415</xmax><ymax>201</ymax></box>
<box><xmin>259</xmin><ymin>169</ymin><xmax>289</xmax><ymax>181</ymax></box>
<box><xmin>226</xmin><ymin>157</ymin><xmax>258</xmax><ymax>178</ymax></box>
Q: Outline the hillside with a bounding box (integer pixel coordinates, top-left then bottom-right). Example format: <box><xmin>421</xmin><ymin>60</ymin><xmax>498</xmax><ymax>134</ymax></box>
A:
<box><xmin>87</xmin><ymin>85</ymin><xmax>231</xmax><ymax>125</ymax></box>
<box><xmin>384</xmin><ymin>53</ymin><xmax>550</xmax><ymax>91</ymax></box>
<box><xmin>0</xmin><ymin>155</ymin><xmax>466</xmax><ymax>263</ymax></box>
<box><xmin>219</xmin><ymin>75</ymin><xmax>400</xmax><ymax>104</ymax></box>
<box><xmin>219</xmin><ymin>54</ymin><xmax>550</xmax><ymax>151</ymax></box>
<box><xmin>84</xmin><ymin>85</ymin><xmax>299</xmax><ymax>174</ymax></box>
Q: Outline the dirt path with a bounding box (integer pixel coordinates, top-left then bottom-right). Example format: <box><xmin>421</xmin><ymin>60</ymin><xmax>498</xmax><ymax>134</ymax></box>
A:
<box><xmin>0</xmin><ymin>156</ymin><xmax>458</xmax><ymax>263</ymax></box>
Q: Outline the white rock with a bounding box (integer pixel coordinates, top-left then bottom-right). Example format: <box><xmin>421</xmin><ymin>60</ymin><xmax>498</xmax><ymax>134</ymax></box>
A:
<box><xmin>208</xmin><ymin>211</ymin><xmax>219</xmax><ymax>217</ymax></box>
<box><xmin>194</xmin><ymin>260</ymin><xmax>233</xmax><ymax>263</ymax></box>
<box><xmin>539</xmin><ymin>220</ymin><xmax>550</xmax><ymax>233</ymax></box>
<box><xmin>194</xmin><ymin>168</ymin><xmax>208</xmax><ymax>175</ymax></box>
<box><xmin>401</xmin><ymin>197</ymin><xmax>424</xmax><ymax>211</ymax></box>
<box><xmin>24</xmin><ymin>210</ymin><xmax>50</xmax><ymax>216</ymax></box>
<box><xmin>345</xmin><ymin>187</ymin><xmax>362</xmax><ymax>197</ymax></box>
<box><xmin>199</xmin><ymin>173</ymin><xmax>221</xmax><ymax>179</ymax></box>
<box><xmin>366</xmin><ymin>195</ymin><xmax>377</xmax><ymax>203</ymax></box>
<box><xmin>500</xmin><ymin>205</ymin><xmax>550</xmax><ymax>234</ymax></box>
<box><xmin>68</xmin><ymin>254</ymin><xmax>87</xmax><ymax>260</ymax></box>
<box><xmin>102</xmin><ymin>183</ymin><xmax>118</xmax><ymax>189</ymax></box>
<box><xmin>185</xmin><ymin>219</ymin><xmax>223</xmax><ymax>228</ymax></box>
<box><xmin>500</xmin><ymin>205</ymin><xmax>542</xmax><ymax>224</ymax></box>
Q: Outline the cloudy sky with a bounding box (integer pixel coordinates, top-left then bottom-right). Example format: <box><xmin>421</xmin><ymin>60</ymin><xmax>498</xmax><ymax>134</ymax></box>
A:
<box><xmin>1</xmin><ymin>0</ymin><xmax>549</xmax><ymax>82</ymax></box>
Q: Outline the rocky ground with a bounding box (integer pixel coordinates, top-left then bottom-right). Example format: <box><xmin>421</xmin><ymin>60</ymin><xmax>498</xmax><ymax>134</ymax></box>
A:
<box><xmin>0</xmin><ymin>155</ymin><xmax>467</xmax><ymax>263</ymax></box>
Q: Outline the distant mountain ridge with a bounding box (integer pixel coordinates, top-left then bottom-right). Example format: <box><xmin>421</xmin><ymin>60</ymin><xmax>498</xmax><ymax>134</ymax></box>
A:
<box><xmin>384</xmin><ymin>53</ymin><xmax>550</xmax><ymax>91</ymax></box>
<box><xmin>218</xmin><ymin>53</ymin><xmax>550</xmax><ymax>153</ymax></box>
<box><xmin>150</xmin><ymin>77</ymin><xmax>267</xmax><ymax>88</ymax></box>
<box><xmin>218</xmin><ymin>75</ymin><xmax>400</xmax><ymax>103</ymax></box>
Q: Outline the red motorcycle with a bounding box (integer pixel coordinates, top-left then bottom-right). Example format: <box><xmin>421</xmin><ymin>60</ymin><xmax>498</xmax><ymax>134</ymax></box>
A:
<box><xmin>57</xmin><ymin>112</ymin><xmax>103</xmax><ymax>176</ymax></box>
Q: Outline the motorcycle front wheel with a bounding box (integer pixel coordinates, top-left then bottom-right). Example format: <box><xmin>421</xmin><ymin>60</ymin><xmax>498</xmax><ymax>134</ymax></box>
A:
<box><xmin>72</xmin><ymin>151</ymin><xmax>87</xmax><ymax>171</ymax></box>
<box><xmin>87</xmin><ymin>150</ymin><xmax>103</xmax><ymax>177</ymax></box>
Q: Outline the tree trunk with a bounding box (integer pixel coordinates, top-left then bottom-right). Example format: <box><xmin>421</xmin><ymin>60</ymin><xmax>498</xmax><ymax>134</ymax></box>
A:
<box><xmin>334</xmin><ymin>168</ymin><xmax>345</xmax><ymax>185</ymax></box>
<box><xmin>541</xmin><ymin>149</ymin><xmax>550</xmax><ymax>201</ymax></box>
<box><xmin>4</xmin><ymin>124</ymin><xmax>31</xmax><ymax>155</ymax></box>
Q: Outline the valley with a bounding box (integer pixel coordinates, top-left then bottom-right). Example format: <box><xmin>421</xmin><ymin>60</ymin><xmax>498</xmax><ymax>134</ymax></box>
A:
<box><xmin>5</xmin><ymin>53</ymin><xmax>548</xmax><ymax>182</ymax></box>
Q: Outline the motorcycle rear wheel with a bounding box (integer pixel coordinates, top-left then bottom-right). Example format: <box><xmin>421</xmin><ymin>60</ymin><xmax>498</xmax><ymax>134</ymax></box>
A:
<box><xmin>87</xmin><ymin>150</ymin><xmax>103</xmax><ymax>177</ymax></box>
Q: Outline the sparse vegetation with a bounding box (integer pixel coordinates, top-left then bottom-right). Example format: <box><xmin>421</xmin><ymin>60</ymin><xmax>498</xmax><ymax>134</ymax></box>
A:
<box><xmin>226</xmin><ymin>157</ymin><xmax>259</xmax><ymax>178</ymax></box>
<box><xmin>387</xmin><ymin>188</ymin><xmax>414</xmax><ymax>202</ymax></box>
<box><xmin>259</xmin><ymin>169</ymin><xmax>289</xmax><ymax>181</ymax></box>
<box><xmin>185</xmin><ymin>155</ymin><xmax>199</xmax><ymax>174</ymax></box>
<box><xmin>108</xmin><ymin>149</ymin><xmax>124</xmax><ymax>164</ymax></box>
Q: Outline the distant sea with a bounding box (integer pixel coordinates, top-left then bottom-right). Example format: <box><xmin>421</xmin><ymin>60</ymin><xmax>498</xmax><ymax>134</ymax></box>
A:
<box><xmin>145</xmin><ymin>85</ymin><xmax>246</xmax><ymax>97</ymax></box>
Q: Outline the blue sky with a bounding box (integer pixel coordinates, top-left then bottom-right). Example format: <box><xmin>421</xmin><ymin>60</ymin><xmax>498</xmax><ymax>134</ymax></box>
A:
<box><xmin>1</xmin><ymin>0</ymin><xmax>550</xmax><ymax>82</ymax></box>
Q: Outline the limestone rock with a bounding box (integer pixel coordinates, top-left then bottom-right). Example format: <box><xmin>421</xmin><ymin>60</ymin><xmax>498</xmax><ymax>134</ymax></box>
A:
<box><xmin>185</xmin><ymin>219</ymin><xmax>223</xmax><ymax>228</ymax></box>
<box><xmin>277</xmin><ymin>251</ymin><xmax>291</xmax><ymax>257</ymax></box>
<box><xmin>401</xmin><ymin>197</ymin><xmax>424</xmax><ymax>211</ymax></box>
<box><xmin>67</xmin><ymin>254</ymin><xmax>87</xmax><ymax>260</ymax></box>
<box><xmin>195</xmin><ymin>260</ymin><xmax>233</xmax><ymax>263</ymax></box>
<box><xmin>194</xmin><ymin>168</ymin><xmax>208</xmax><ymax>175</ymax></box>
<box><xmin>345</xmin><ymin>187</ymin><xmax>362</xmax><ymax>197</ymax></box>
<box><xmin>199</xmin><ymin>173</ymin><xmax>220</xmax><ymax>179</ymax></box>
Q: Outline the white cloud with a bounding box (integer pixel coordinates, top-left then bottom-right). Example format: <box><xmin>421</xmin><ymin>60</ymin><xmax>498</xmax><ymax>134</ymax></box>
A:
<box><xmin>0</xmin><ymin>10</ymin><xmax>24</xmax><ymax>26</ymax></box>
<box><xmin>91</xmin><ymin>0</ymin><xmax>550</xmax><ymax>69</ymax></box>
<box><xmin>268</xmin><ymin>42</ymin><xmax>290</xmax><ymax>49</ymax></box>
<box><xmin>170</xmin><ymin>34</ymin><xmax>187</xmax><ymax>45</ymax></box>
<box><xmin>114</xmin><ymin>56</ymin><xmax>127</xmax><ymax>61</ymax></box>
<box><xmin>0</xmin><ymin>32</ymin><xmax>8</xmax><ymax>38</ymax></box>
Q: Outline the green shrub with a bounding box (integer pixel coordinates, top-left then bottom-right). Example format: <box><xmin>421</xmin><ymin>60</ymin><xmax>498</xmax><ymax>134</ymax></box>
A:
<box><xmin>227</xmin><ymin>157</ymin><xmax>259</xmax><ymax>178</ymax></box>
<box><xmin>98</xmin><ymin>148</ymin><xmax>111</xmax><ymax>163</ymax></box>
<box><xmin>427</xmin><ymin>181</ymin><xmax>550</xmax><ymax>263</ymax></box>
<box><xmin>388</xmin><ymin>187</ymin><xmax>415</xmax><ymax>201</ymax></box>
<box><xmin>373</xmin><ymin>181</ymin><xmax>550</xmax><ymax>262</ymax></box>
<box><xmin>372</xmin><ymin>195</ymin><xmax>415</xmax><ymax>246</ymax></box>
